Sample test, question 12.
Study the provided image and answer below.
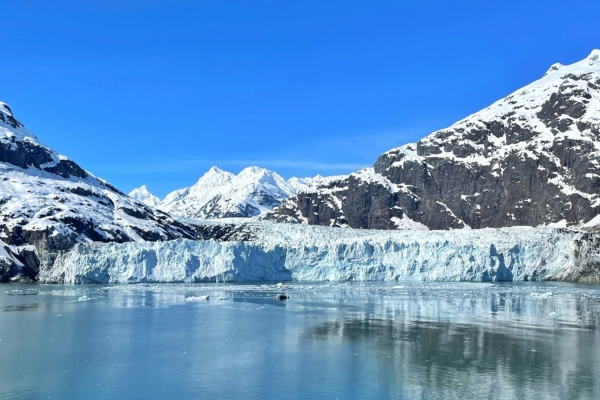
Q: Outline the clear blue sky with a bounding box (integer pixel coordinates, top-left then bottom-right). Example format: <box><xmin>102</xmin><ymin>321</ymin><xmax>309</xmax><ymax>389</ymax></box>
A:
<box><xmin>2</xmin><ymin>0</ymin><xmax>599</xmax><ymax>197</ymax></box>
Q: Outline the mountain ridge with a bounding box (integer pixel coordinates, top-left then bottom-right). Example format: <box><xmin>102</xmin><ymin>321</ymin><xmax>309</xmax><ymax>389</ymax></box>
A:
<box><xmin>266</xmin><ymin>49</ymin><xmax>600</xmax><ymax>231</ymax></box>
<box><xmin>0</xmin><ymin>103</ymin><xmax>196</xmax><ymax>281</ymax></box>
<box><xmin>131</xmin><ymin>166</ymin><xmax>322</xmax><ymax>219</ymax></box>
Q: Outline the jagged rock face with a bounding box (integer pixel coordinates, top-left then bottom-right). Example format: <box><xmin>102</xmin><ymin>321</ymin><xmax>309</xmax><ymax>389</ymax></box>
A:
<box><xmin>0</xmin><ymin>102</ymin><xmax>196</xmax><ymax>281</ymax></box>
<box><xmin>0</xmin><ymin>103</ymin><xmax>87</xmax><ymax>179</ymax></box>
<box><xmin>267</xmin><ymin>50</ymin><xmax>600</xmax><ymax>230</ymax></box>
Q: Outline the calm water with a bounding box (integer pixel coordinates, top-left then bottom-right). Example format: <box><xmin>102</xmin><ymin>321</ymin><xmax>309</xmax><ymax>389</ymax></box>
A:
<box><xmin>1</xmin><ymin>281</ymin><xmax>600</xmax><ymax>399</ymax></box>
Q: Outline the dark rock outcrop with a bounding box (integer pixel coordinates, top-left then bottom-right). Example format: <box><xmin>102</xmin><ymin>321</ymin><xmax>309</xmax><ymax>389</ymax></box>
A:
<box><xmin>0</xmin><ymin>102</ymin><xmax>196</xmax><ymax>281</ymax></box>
<box><xmin>266</xmin><ymin>50</ymin><xmax>600</xmax><ymax>231</ymax></box>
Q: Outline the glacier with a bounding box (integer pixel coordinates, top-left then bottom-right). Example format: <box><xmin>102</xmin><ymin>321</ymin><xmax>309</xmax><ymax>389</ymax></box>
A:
<box><xmin>40</xmin><ymin>222</ymin><xmax>600</xmax><ymax>284</ymax></box>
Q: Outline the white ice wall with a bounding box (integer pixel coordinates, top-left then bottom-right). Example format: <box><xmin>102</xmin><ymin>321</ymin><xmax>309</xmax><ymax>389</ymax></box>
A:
<box><xmin>39</xmin><ymin>223</ymin><xmax>588</xmax><ymax>284</ymax></box>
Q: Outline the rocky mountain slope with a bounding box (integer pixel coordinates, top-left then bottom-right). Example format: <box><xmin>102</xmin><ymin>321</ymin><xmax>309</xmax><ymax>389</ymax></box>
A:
<box><xmin>156</xmin><ymin>166</ymin><xmax>320</xmax><ymax>219</ymax></box>
<box><xmin>0</xmin><ymin>102</ymin><xmax>195</xmax><ymax>281</ymax></box>
<box><xmin>267</xmin><ymin>50</ymin><xmax>600</xmax><ymax>231</ymax></box>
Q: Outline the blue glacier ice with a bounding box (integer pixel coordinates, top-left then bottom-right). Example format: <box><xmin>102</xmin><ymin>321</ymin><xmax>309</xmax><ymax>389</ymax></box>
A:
<box><xmin>39</xmin><ymin>222</ymin><xmax>599</xmax><ymax>284</ymax></box>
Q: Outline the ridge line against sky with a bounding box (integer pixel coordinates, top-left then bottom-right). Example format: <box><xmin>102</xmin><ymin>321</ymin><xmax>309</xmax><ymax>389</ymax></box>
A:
<box><xmin>2</xmin><ymin>0</ymin><xmax>599</xmax><ymax>197</ymax></box>
<box><xmin>96</xmin><ymin>159</ymin><xmax>369</xmax><ymax>176</ymax></box>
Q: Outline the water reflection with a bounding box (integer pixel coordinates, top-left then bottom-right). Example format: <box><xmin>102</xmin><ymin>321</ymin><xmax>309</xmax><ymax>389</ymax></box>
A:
<box><xmin>1</xmin><ymin>282</ymin><xmax>600</xmax><ymax>399</ymax></box>
<box><xmin>3</xmin><ymin>303</ymin><xmax>39</xmax><ymax>312</ymax></box>
<box><xmin>305</xmin><ymin>316</ymin><xmax>600</xmax><ymax>399</ymax></box>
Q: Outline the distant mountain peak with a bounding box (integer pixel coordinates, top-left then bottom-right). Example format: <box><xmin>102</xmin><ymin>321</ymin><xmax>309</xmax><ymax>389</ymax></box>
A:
<box><xmin>588</xmin><ymin>49</ymin><xmax>600</xmax><ymax>65</ymax></box>
<box><xmin>207</xmin><ymin>166</ymin><xmax>228</xmax><ymax>174</ymax></box>
<box><xmin>544</xmin><ymin>63</ymin><xmax>563</xmax><ymax>76</ymax></box>
<box><xmin>0</xmin><ymin>102</ymin><xmax>14</xmax><ymax>117</ymax></box>
<box><xmin>129</xmin><ymin>185</ymin><xmax>161</xmax><ymax>207</ymax></box>
<box><xmin>240</xmin><ymin>165</ymin><xmax>267</xmax><ymax>174</ymax></box>
<box><xmin>159</xmin><ymin>166</ymin><xmax>321</xmax><ymax>219</ymax></box>
<box><xmin>192</xmin><ymin>167</ymin><xmax>234</xmax><ymax>189</ymax></box>
<box><xmin>0</xmin><ymin>102</ymin><xmax>25</xmax><ymax>130</ymax></box>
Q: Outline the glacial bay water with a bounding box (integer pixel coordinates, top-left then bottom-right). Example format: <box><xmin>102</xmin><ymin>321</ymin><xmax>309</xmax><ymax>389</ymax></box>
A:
<box><xmin>1</xmin><ymin>282</ymin><xmax>600</xmax><ymax>400</ymax></box>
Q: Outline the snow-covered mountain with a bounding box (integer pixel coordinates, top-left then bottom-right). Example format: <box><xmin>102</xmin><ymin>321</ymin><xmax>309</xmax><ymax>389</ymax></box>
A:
<box><xmin>129</xmin><ymin>185</ymin><xmax>161</xmax><ymax>207</ymax></box>
<box><xmin>267</xmin><ymin>50</ymin><xmax>600</xmax><ymax>231</ymax></box>
<box><xmin>0</xmin><ymin>102</ymin><xmax>195</xmax><ymax>281</ymax></box>
<box><xmin>157</xmin><ymin>166</ymin><xmax>321</xmax><ymax>219</ymax></box>
<box><xmin>286</xmin><ymin>175</ymin><xmax>323</xmax><ymax>193</ymax></box>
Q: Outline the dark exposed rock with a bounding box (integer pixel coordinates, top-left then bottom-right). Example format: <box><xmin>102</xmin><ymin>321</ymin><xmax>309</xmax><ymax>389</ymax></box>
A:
<box><xmin>0</xmin><ymin>138</ymin><xmax>87</xmax><ymax>179</ymax></box>
<box><xmin>0</xmin><ymin>103</ymin><xmax>197</xmax><ymax>281</ymax></box>
<box><xmin>266</xmin><ymin>52</ymin><xmax>600</xmax><ymax>231</ymax></box>
<box><xmin>0</xmin><ymin>258</ymin><xmax>16</xmax><ymax>282</ymax></box>
<box><xmin>0</xmin><ymin>108</ymin><xmax>22</xmax><ymax>129</ymax></box>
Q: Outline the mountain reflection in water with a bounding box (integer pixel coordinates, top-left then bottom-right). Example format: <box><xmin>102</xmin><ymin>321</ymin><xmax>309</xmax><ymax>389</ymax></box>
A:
<box><xmin>1</xmin><ymin>282</ymin><xmax>600</xmax><ymax>399</ymax></box>
<box><xmin>304</xmin><ymin>315</ymin><xmax>599</xmax><ymax>399</ymax></box>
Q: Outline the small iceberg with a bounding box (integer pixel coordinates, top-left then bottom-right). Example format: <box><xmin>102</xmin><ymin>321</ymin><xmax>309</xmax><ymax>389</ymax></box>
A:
<box><xmin>186</xmin><ymin>295</ymin><xmax>209</xmax><ymax>301</ymax></box>
<box><xmin>4</xmin><ymin>289</ymin><xmax>38</xmax><ymax>296</ymax></box>
<box><xmin>531</xmin><ymin>292</ymin><xmax>553</xmax><ymax>299</ymax></box>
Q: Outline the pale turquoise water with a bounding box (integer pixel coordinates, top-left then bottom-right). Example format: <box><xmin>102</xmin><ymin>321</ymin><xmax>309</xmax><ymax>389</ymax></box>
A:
<box><xmin>1</xmin><ymin>282</ymin><xmax>600</xmax><ymax>399</ymax></box>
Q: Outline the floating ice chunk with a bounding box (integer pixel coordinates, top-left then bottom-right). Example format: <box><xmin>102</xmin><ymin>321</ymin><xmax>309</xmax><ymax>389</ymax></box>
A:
<box><xmin>531</xmin><ymin>292</ymin><xmax>553</xmax><ymax>299</ymax></box>
<box><xmin>186</xmin><ymin>295</ymin><xmax>209</xmax><ymax>301</ymax></box>
<box><xmin>7</xmin><ymin>289</ymin><xmax>40</xmax><ymax>296</ymax></box>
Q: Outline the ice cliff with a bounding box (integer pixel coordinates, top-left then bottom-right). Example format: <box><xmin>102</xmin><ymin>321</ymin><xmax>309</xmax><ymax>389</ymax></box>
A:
<box><xmin>40</xmin><ymin>222</ymin><xmax>600</xmax><ymax>284</ymax></box>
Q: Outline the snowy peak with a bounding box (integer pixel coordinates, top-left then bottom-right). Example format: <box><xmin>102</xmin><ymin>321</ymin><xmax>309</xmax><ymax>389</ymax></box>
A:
<box><xmin>286</xmin><ymin>176</ymin><xmax>315</xmax><ymax>193</ymax></box>
<box><xmin>190</xmin><ymin>166</ymin><xmax>234</xmax><ymax>190</ymax></box>
<box><xmin>159</xmin><ymin>166</ymin><xmax>319</xmax><ymax>219</ymax></box>
<box><xmin>587</xmin><ymin>49</ymin><xmax>600</xmax><ymax>66</ymax></box>
<box><xmin>414</xmin><ymin>49</ymin><xmax>600</xmax><ymax>168</ymax></box>
<box><xmin>544</xmin><ymin>63</ymin><xmax>563</xmax><ymax>76</ymax></box>
<box><xmin>0</xmin><ymin>102</ymin><xmax>13</xmax><ymax>115</ymax></box>
<box><xmin>0</xmin><ymin>101</ymin><xmax>88</xmax><ymax>180</ymax></box>
<box><xmin>237</xmin><ymin>166</ymin><xmax>295</xmax><ymax>196</ymax></box>
<box><xmin>0</xmin><ymin>102</ymin><xmax>196</xmax><ymax>281</ymax></box>
<box><xmin>206</xmin><ymin>165</ymin><xmax>232</xmax><ymax>177</ymax></box>
<box><xmin>128</xmin><ymin>185</ymin><xmax>161</xmax><ymax>207</ymax></box>
<box><xmin>0</xmin><ymin>102</ymin><xmax>23</xmax><ymax>130</ymax></box>
<box><xmin>544</xmin><ymin>49</ymin><xmax>598</xmax><ymax>76</ymax></box>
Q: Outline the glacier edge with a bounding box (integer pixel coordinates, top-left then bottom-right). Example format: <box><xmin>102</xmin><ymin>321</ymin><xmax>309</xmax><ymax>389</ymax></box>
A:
<box><xmin>39</xmin><ymin>223</ymin><xmax>600</xmax><ymax>284</ymax></box>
